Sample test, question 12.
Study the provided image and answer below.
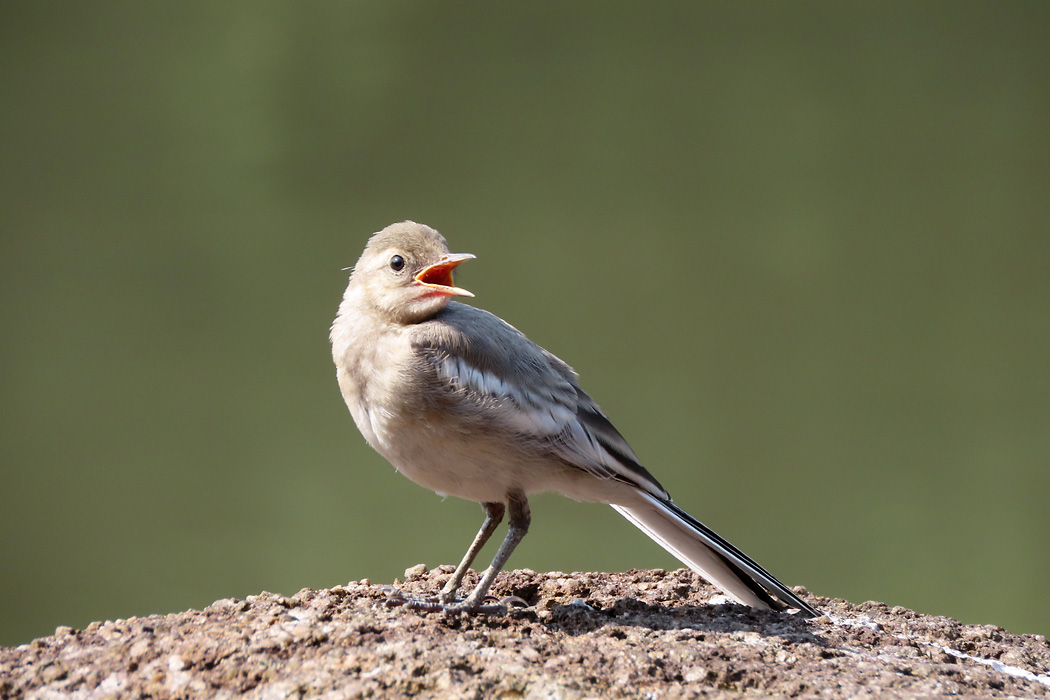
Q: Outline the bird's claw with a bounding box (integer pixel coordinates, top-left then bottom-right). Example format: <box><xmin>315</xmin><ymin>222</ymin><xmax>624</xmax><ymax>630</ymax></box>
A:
<box><xmin>384</xmin><ymin>589</ymin><xmax>526</xmax><ymax>615</ymax></box>
<box><xmin>439</xmin><ymin>597</ymin><xmax>506</xmax><ymax>614</ymax></box>
<box><xmin>382</xmin><ymin>589</ymin><xmax>443</xmax><ymax>610</ymax></box>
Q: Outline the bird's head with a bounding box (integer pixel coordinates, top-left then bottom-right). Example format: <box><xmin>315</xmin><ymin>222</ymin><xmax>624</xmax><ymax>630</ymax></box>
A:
<box><xmin>348</xmin><ymin>221</ymin><xmax>474</xmax><ymax>324</ymax></box>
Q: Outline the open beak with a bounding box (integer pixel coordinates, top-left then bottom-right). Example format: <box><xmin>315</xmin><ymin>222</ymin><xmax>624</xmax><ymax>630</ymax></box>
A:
<box><xmin>414</xmin><ymin>253</ymin><xmax>475</xmax><ymax>298</ymax></box>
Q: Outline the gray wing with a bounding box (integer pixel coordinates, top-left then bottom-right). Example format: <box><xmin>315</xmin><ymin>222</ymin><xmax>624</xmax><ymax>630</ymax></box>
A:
<box><xmin>411</xmin><ymin>303</ymin><xmax>668</xmax><ymax>499</ymax></box>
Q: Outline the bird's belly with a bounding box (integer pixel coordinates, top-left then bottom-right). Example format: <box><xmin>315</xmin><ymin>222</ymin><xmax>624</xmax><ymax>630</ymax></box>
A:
<box><xmin>384</xmin><ymin>437</ymin><xmax>513</xmax><ymax>503</ymax></box>
<box><xmin>355</xmin><ymin>405</ymin><xmax>505</xmax><ymax>503</ymax></box>
<box><xmin>361</xmin><ymin>407</ymin><xmax>640</xmax><ymax>506</ymax></box>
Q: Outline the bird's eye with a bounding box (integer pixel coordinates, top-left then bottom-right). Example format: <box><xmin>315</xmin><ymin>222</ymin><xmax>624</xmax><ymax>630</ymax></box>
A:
<box><xmin>389</xmin><ymin>255</ymin><xmax>405</xmax><ymax>272</ymax></box>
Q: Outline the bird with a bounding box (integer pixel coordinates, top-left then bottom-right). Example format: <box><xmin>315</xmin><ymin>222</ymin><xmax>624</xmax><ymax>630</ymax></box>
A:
<box><xmin>330</xmin><ymin>221</ymin><xmax>820</xmax><ymax>618</ymax></box>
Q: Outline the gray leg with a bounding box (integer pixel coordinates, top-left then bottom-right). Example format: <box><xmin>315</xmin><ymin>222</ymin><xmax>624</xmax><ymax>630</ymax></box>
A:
<box><xmin>452</xmin><ymin>492</ymin><xmax>531</xmax><ymax>611</ymax></box>
<box><xmin>438</xmin><ymin>501</ymin><xmax>505</xmax><ymax>604</ymax></box>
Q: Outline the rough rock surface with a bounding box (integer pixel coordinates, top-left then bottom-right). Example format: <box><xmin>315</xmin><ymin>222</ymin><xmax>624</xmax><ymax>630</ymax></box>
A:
<box><xmin>3</xmin><ymin>567</ymin><xmax>1048</xmax><ymax>699</ymax></box>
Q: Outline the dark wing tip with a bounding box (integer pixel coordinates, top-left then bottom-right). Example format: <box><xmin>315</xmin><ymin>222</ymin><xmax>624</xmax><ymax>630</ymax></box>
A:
<box><xmin>575</xmin><ymin>403</ymin><xmax>669</xmax><ymax>498</ymax></box>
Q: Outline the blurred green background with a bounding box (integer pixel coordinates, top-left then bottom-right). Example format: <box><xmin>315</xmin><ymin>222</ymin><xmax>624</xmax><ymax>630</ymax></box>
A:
<box><xmin>2</xmin><ymin>2</ymin><xmax>1048</xmax><ymax>646</ymax></box>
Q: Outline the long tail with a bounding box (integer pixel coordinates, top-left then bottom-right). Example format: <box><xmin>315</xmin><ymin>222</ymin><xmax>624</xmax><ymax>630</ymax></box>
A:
<box><xmin>612</xmin><ymin>491</ymin><xmax>821</xmax><ymax>618</ymax></box>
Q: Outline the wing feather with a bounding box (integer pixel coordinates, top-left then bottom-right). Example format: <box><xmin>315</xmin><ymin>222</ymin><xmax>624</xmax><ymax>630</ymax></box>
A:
<box><xmin>413</xmin><ymin>304</ymin><xmax>667</xmax><ymax>498</ymax></box>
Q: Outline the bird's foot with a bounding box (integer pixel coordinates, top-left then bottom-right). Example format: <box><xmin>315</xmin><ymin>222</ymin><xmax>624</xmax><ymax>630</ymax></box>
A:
<box><xmin>380</xmin><ymin>588</ymin><xmax>443</xmax><ymax>611</ymax></box>
<box><xmin>441</xmin><ymin>594</ymin><xmax>530</xmax><ymax>614</ymax></box>
<box><xmin>383</xmin><ymin>588</ymin><xmax>528</xmax><ymax>614</ymax></box>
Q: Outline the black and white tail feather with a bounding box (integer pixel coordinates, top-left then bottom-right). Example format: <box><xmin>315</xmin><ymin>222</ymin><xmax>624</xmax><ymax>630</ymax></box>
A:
<box><xmin>572</xmin><ymin>385</ymin><xmax>821</xmax><ymax>617</ymax></box>
<box><xmin>613</xmin><ymin>493</ymin><xmax>820</xmax><ymax>617</ymax></box>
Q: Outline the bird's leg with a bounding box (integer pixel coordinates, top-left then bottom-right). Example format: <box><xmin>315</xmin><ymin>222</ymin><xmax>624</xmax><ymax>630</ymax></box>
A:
<box><xmin>450</xmin><ymin>492</ymin><xmax>530</xmax><ymax>612</ymax></box>
<box><xmin>437</xmin><ymin>501</ymin><xmax>505</xmax><ymax>604</ymax></box>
